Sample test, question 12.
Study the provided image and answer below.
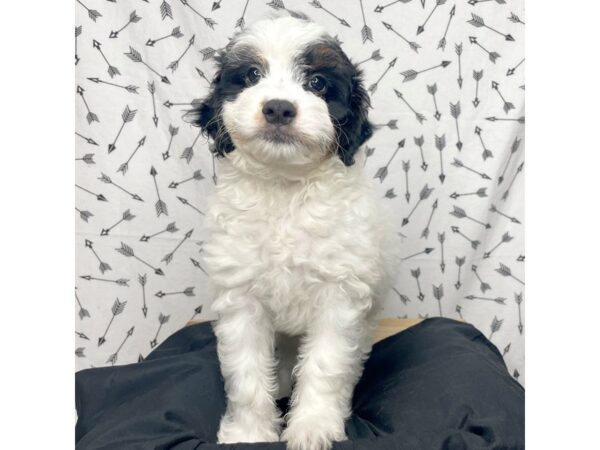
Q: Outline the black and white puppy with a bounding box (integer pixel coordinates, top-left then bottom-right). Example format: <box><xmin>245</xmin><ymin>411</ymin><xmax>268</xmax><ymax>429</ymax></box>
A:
<box><xmin>185</xmin><ymin>13</ymin><xmax>397</xmax><ymax>450</ymax></box>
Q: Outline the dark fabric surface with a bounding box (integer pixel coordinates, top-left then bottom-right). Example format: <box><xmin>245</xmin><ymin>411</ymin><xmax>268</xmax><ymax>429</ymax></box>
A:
<box><xmin>76</xmin><ymin>318</ymin><xmax>524</xmax><ymax>450</ymax></box>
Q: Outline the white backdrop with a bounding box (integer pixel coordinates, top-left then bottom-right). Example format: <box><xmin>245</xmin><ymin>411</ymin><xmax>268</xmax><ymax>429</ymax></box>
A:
<box><xmin>75</xmin><ymin>0</ymin><xmax>524</xmax><ymax>381</ymax></box>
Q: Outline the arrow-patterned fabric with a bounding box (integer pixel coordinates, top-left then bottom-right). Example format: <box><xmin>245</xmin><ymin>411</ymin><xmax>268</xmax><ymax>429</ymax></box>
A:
<box><xmin>75</xmin><ymin>0</ymin><xmax>525</xmax><ymax>382</ymax></box>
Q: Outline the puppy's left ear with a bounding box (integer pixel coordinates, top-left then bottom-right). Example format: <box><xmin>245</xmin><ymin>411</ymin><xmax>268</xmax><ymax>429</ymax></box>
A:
<box><xmin>337</xmin><ymin>70</ymin><xmax>373</xmax><ymax>166</ymax></box>
<box><xmin>182</xmin><ymin>64</ymin><xmax>235</xmax><ymax>157</ymax></box>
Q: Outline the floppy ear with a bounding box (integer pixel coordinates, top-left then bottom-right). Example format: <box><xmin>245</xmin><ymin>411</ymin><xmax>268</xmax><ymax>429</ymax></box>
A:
<box><xmin>336</xmin><ymin>70</ymin><xmax>373</xmax><ymax>166</ymax></box>
<box><xmin>182</xmin><ymin>65</ymin><xmax>235</xmax><ymax>157</ymax></box>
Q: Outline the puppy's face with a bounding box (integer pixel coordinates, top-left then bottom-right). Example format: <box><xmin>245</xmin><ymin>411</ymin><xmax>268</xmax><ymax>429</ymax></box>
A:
<box><xmin>186</xmin><ymin>15</ymin><xmax>372</xmax><ymax>168</ymax></box>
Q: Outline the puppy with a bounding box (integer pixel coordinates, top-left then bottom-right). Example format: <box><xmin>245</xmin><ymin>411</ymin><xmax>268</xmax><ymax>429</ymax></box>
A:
<box><xmin>185</xmin><ymin>13</ymin><xmax>398</xmax><ymax>450</ymax></box>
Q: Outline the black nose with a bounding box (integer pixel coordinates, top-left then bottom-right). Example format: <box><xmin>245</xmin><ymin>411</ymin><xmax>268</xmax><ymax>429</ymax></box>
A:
<box><xmin>262</xmin><ymin>99</ymin><xmax>297</xmax><ymax>125</ymax></box>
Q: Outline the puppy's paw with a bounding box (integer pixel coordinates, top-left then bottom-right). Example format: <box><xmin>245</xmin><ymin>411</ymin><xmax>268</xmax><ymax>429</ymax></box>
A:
<box><xmin>217</xmin><ymin>411</ymin><xmax>281</xmax><ymax>444</ymax></box>
<box><xmin>282</xmin><ymin>414</ymin><xmax>346</xmax><ymax>450</ymax></box>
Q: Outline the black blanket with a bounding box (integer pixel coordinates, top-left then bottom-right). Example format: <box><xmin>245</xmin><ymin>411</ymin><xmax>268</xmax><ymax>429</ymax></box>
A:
<box><xmin>76</xmin><ymin>318</ymin><xmax>524</xmax><ymax>449</ymax></box>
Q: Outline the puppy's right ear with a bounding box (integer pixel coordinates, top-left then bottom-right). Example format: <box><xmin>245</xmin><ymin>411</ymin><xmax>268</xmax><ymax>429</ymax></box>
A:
<box><xmin>182</xmin><ymin>68</ymin><xmax>235</xmax><ymax>157</ymax></box>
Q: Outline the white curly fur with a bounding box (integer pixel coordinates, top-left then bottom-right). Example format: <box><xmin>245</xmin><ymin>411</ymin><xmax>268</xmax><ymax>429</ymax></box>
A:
<box><xmin>202</xmin><ymin>15</ymin><xmax>399</xmax><ymax>450</ymax></box>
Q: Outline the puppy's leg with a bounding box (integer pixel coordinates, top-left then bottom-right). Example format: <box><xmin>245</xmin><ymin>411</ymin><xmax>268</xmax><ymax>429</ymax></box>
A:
<box><xmin>282</xmin><ymin>284</ymin><xmax>375</xmax><ymax>450</ymax></box>
<box><xmin>213</xmin><ymin>297</ymin><xmax>281</xmax><ymax>443</ymax></box>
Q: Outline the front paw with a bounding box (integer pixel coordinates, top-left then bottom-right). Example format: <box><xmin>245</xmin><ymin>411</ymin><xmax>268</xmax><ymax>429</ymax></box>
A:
<box><xmin>282</xmin><ymin>413</ymin><xmax>347</xmax><ymax>450</ymax></box>
<box><xmin>217</xmin><ymin>411</ymin><xmax>281</xmax><ymax>444</ymax></box>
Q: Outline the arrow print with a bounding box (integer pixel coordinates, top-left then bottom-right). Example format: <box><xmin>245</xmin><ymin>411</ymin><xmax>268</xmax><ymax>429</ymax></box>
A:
<box><xmin>401</xmin><ymin>60</ymin><xmax>451</xmax><ymax>82</ymax></box>
<box><xmin>450</xmin><ymin>101</ymin><xmax>463</xmax><ymax>150</ymax></box>
<box><xmin>454</xmin><ymin>256</ymin><xmax>465</xmax><ymax>290</ymax></box>
<box><xmin>484</xmin><ymin>231</ymin><xmax>513</xmax><ymax>258</ymax></box>
<box><xmin>148</xmin><ymin>82</ymin><xmax>159</xmax><ymax>127</ymax></box>
<box><xmin>106</xmin><ymin>326</ymin><xmax>135</xmax><ymax>365</ymax></box>
<box><xmin>75</xmin><ymin>184</ymin><xmax>107</xmax><ymax>202</ymax></box>
<box><xmin>508</xmin><ymin>12</ymin><xmax>525</xmax><ymax>25</ymax></box>
<box><xmin>455</xmin><ymin>42</ymin><xmax>463</xmax><ymax>88</ymax></box>
<box><xmin>410</xmin><ymin>267</ymin><xmax>425</xmax><ymax>301</ymax></box>
<box><xmin>190</xmin><ymin>304</ymin><xmax>204</xmax><ymax>321</ymax></box>
<box><xmin>169</xmin><ymin>170</ymin><xmax>204</xmax><ymax>189</ymax></box>
<box><xmin>495</xmin><ymin>262</ymin><xmax>524</xmax><ymax>285</ymax></box>
<box><xmin>75</xmin><ymin>153</ymin><xmax>95</xmax><ymax>165</ymax></box>
<box><xmin>515</xmin><ymin>292</ymin><xmax>523</xmax><ymax>334</ymax></box>
<box><xmin>373</xmin><ymin>139</ymin><xmax>404</xmax><ymax>182</ymax></box>
<box><xmin>108</xmin><ymin>105</ymin><xmax>137</xmax><ymax>154</ymax></box>
<box><xmin>382</xmin><ymin>22</ymin><xmax>421</xmax><ymax>53</ymax></box>
<box><xmin>181</xmin><ymin>129</ymin><xmax>203</xmax><ymax>164</ymax></box>
<box><xmin>402</xmin><ymin>184</ymin><xmax>434</xmax><ymax>226</ymax></box>
<box><xmin>501</xmin><ymin>161</ymin><xmax>523</xmax><ymax>201</ymax></box>
<box><xmin>437</xmin><ymin>4</ymin><xmax>455</xmax><ymax>50</ymax></box>
<box><xmin>150</xmin><ymin>313</ymin><xmax>171</xmax><ymax>348</ymax></box>
<box><xmin>486</xmin><ymin>116</ymin><xmax>525</xmax><ymax>123</ymax></box>
<box><xmin>98</xmin><ymin>172</ymin><xmax>144</xmax><ymax>202</ymax></box>
<box><xmin>116</xmin><ymin>242</ymin><xmax>165</xmax><ymax>276</ymax></box>
<box><xmin>85</xmin><ymin>239</ymin><xmax>112</xmax><ymax>274</ymax></box>
<box><xmin>433</xmin><ymin>283</ymin><xmax>444</xmax><ymax>316</ymax></box>
<box><xmin>468</xmin><ymin>0</ymin><xmax>507</xmax><ymax>4</ymax></box>
<box><xmin>76</xmin><ymin>0</ymin><xmax>102</xmax><ymax>22</ymax></box>
<box><xmin>472</xmin><ymin>69</ymin><xmax>483</xmax><ymax>107</ymax></box>
<box><xmin>87</xmin><ymin>77</ymin><xmax>139</xmax><ymax>94</ymax></box>
<box><xmin>75</xmin><ymin>25</ymin><xmax>82</xmax><ymax>65</ymax></box>
<box><xmin>150</xmin><ymin>166</ymin><xmax>168</xmax><ymax>217</ymax></box>
<box><xmin>190</xmin><ymin>257</ymin><xmax>208</xmax><ymax>275</ymax></box>
<box><xmin>450</xmin><ymin>205</ymin><xmax>491</xmax><ymax>229</ymax></box>
<box><xmin>492</xmin><ymin>81</ymin><xmax>515</xmax><ymax>114</ymax></box>
<box><xmin>488</xmin><ymin>316</ymin><xmax>504</xmax><ymax>341</ymax></box>
<box><xmin>76</xmin><ymin>207</ymin><xmax>94</xmax><ymax>222</ymax></box>
<box><xmin>101</xmin><ymin>209</ymin><xmax>136</xmax><ymax>236</ymax></box>
<box><xmin>402</xmin><ymin>160</ymin><xmax>411</xmax><ymax>203</ymax></box>
<box><xmin>167</xmin><ymin>34</ymin><xmax>195</xmax><ymax>72</ymax></box>
<box><xmin>402</xmin><ymin>248</ymin><xmax>434</xmax><ymax>261</ymax></box>
<box><xmin>75</xmin><ymin>131</ymin><xmax>98</xmax><ymax>146</ymax></box>
<box><xmin>92</xmin><ymin>39</ymin><xmax>120</xmax><ymax>78</ymax></box>
<box><xmin>451</xmin><ymin>158</ymin><xmax>491</xmax><ymax>180</ymax></box>
<box><xmin>467</xmin><ymin>13</ymin><xmax>514</xmax><ymax>41</ymax></box>
<box><xmin>469</xmin><ymin>36</ymin><xmax>500</xmax><ymax>63</ymax></box>
<box><xmin>163</xmin><ymin>125</ymin><xmax>179</xmax><ymax>160</ymax></box>
<box><xmin>358</xmin><ymin>0</ymin><xmax>373</xmax><ymax>42</ymax></box>
<box><xmin>75</xmin><ymin>289</ymin><xmax>90</xmax><ymax>320</ymax></box>
<box><xmin>465</xmin><ymin>295</ymin><xmax>506</xmax><ymax>304</ymax></box>
<box><xmin>180</xmin><ymin>0</ymin><xmax>217</xmax><ymax>29</ymax></box>
<box><xmin>451</xmin><ymin>225</ymin><xmax>480</xmax><ymax>250</ymax></box>
<box><xmin>474</xmin><ymin>126</ymin><xmax>493</xmax><ymax>160</ymax></box>
<box><xmin>162</xmin><ymin>229</ymin><xmax>194</xmax><ymax>265</ymax></box>
<box><xmin>160</xmin><ymin>0</ymin><xmax>174</xmax><ymax>20</ymax></box>
<box><xmin>438</xmin><ymin>231</ymin><xmax>446</xmax><ymax>272</ymax></box>
<box><xmin>368</xmin><ymin>57</ymin><xmax>397</xmax><ymax>94</ymax></box>
<box><xmin>450</xmin><ymin>187</ymin><xmax>487</xmax><ymax>199</ymax></box>
<box><xmin>394</xmin><ymin>90</ymin><xmax>426</xmax><ymax>124</ymax></box>
<box><xmin>155</xmin><ymin>287</ymin><xmax>195</xmax><ymax>298</ymax></box>
<box><xmin>309</xmin><ymin>0</ymin><xmax>351</xmax><ymax>27</ymax></box>
<box><xmin>77</xmin><ymin>85</ymin><xmax>99</xmax><ymax>124</ymax></box>
<box><xmin>79</xmin><ymin>275</ymin><xmax>129</xmax><ymax>286</ymax></box>
<box><xmin>420</xmin><ymin>198</ymin><xmax>438</xmax><ymax>238</ymax></box>
<box><xmin>356</xmin><ymin>49</ymin><xmax>383</xmax><ymax>66</ymax></box>
<box><xmin>426</xmin><ymin>84</ymin><xmax>441</xmax><ymax>120</ymax></box>
<box><xmin>471</xmin><ymin>264</ymin><xmax>492</xmax><ymax>292</ymax></box>
<box><xmin>141</xmin><ymin>222</ymin><xmax>178</xmax><ymax>242</ymax></box>
<box><xmin>146</xmin><ymin>26</ymin><xmax>183</xmax><ymax>47</ymax></box>
<box><xmin>124</xmin><ymin>46</ymin><xmax>170</xmax><ymax>84</ymax></box>
<box><xmin>76</xmin><ymin>331</ymin><xmax>89</xmax><ymax>340</ymax></box>
<box><xmin>506</xmin><ymin>57</ymin><xmax>525</xmax><ymax>76</ymax></box>
<box><xmin>392</xmin><ymin>288</ymin><xmax>411</xmax><ymax>305</ymax></box>
<box><xmin>117</xmin><ymin>136</ymin><xmax>146</xmax><ymax>174</ymax></box>
<box><xmin>98</xmin><ymin>298</ymin><xmax>127</xmax><ymax>347</ymax></box>
<box><xmin>414</xmin><ymin>135</ymin><xmax>428</xmax><ymax>171</ymax></box>
<box><xmin>138</xmin><ymin>274</ymin><xmax>148</xmax><ymax>317</ymax></box>
<box><xmin>177</xmin><ymin>196</ymin><xmax>205</xmax><ymax>216</ymax></box>
<box><xmin>417</xmin><ymin>0</ymin><xmax>446</xmax><ymax>35</ymax></box>
<box><xmin>489</xmin><ymin>204</ymin><xmax>521</xmax><ymax>224</ymax></box>
<box><xmin>109</xmin><ymin>10</ymin><xmax>142</xmax><ymax>39</ymax></box>
<box><xmin>434</xmin><ymin>134</ymin><xmax>447</xmax><ymax>183</ymax></box>
<box><xmin>374</xmin><ymin>0</ymin><xmax>412</xmax><ymax>13</ymax></box>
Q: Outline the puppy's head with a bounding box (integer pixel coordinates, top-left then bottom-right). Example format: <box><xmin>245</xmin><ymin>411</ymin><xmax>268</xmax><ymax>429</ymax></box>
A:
<box><xmin>185</xmin><ymin>14</ymin><xmax>372</xmax><ymax>168</ymax></box>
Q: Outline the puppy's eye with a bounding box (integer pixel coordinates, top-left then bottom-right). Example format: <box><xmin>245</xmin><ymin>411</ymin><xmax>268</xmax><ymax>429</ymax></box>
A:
<box><xmin>245</xmin><ymin>67</ymin><xmax>262</xmax><ymax>86</ymax></box>
<box><xmin>309</xmin><ymin>75</ymin><xmax>327</xmax><ymax>94</ymax></box>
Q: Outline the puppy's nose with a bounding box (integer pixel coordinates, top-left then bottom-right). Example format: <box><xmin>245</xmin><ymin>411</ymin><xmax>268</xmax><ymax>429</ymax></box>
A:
<box><xmin>262</xmin><ymin>99</ymin><xmax>297</xmax><ymax>125</ymax></box>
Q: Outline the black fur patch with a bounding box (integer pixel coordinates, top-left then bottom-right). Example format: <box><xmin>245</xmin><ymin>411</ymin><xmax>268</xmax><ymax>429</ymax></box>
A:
<box><xmin>297</xmin><ymin>39</ymin><xmax>373</xmax><ymax>166</ymax></box>
<box><xmin>184</xmin><ymin>46</ymin><xmax>267</xmax><ymax>157</ymax></box>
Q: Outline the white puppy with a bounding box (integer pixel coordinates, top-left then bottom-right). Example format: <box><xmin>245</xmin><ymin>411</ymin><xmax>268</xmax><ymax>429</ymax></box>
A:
<box><xmin>185</xmin><ymin>13</ymin><xmax>398</xmax><ymax>450</ymax></box>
